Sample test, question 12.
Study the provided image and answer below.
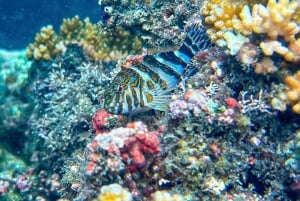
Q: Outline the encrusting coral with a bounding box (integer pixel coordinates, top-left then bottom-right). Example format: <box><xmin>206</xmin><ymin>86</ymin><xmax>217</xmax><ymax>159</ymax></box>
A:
<box><xmin>27</xmin><ymin>16</ymin><xmax>142</xmax><ymax>61</ymax></box>
<box><xmin>284</xmin><ymin>70</ymin><xmax>300</xmax><ymax>114</ymax></box>
<box><xmin>253</xmin><ymin>57</ymin><xmax>277</xmax><ymax>75</ymax></box>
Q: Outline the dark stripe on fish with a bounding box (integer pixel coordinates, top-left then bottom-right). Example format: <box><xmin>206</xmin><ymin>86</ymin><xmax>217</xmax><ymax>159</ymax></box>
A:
<box><xmin>126</xmin><ymin>92</ymin><xmax>132</xmax><ymax>112</ymax></box>
<box><xmin>156</xmin><ymin>51</ymin><xmax>187</xmax><ymax>74</ymax></box>
<box><xmin>143</xmin><ymin>55</ymin><xmax>182</xmax><ymax>81</ymax></box>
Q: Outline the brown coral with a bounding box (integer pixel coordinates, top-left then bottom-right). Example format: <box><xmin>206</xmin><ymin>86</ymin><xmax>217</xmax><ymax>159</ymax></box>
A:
<box><xmin>26</xmin><ymin>16</ymin><xmax>142</xmax><ymax>61</ymax></box>
<box><xmin>26</xmin><ymin>25</ymin><xmax>64</xmax><ymax>61</ymax></box>
<box><xmin>254</xmin><ymin>57</ymin><xmax>277</xmax><ymax>74</ymax></box>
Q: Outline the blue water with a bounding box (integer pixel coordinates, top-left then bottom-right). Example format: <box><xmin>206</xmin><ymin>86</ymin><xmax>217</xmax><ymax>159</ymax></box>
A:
<box><xmin>0</xmin><ymin>0</ymin><xmax>99</xmax><ymax>49</ymax></box>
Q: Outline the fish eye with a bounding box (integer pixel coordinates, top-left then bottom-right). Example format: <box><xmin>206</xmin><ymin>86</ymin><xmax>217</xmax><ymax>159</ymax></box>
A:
<box><xmin>117</xmin><ymin>85</ymin><xmax>123</xmax><ymax>93</ymax></box>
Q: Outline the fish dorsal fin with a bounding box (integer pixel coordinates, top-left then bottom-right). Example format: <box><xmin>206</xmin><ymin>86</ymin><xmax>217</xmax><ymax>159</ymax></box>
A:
<box><xmin>175</xmin><ymin>22</ymin><xmax>212</xmax><ymax>64</ymax></box>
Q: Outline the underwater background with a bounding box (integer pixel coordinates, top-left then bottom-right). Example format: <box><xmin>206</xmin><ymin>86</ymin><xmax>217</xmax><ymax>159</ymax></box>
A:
<box><xmin>0</xmin><ymin>0</ymin><xmax>300</xmax><ymax>200</ymax></box>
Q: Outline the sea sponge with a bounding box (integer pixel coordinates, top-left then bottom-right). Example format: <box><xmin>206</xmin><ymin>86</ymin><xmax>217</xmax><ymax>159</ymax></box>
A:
<box><xmin>94</xmin><ymin>183</ymin><xmax>132</xmax><ymax>201</ymax></box>
<box><xmin>284</xmin><ymin>71</ymin><xmax>300</xmax><ymax>114</ymax></box>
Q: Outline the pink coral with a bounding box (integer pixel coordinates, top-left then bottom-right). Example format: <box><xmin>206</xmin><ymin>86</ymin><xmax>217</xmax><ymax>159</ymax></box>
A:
<box><xmin>86</xmin><ymin>121</ymin><xmax>162</xmax><ymax>174</ymax></box>
<box><xmin>225</xmin><ymin>97</ymin><xmax>239</xmax><ymax>108</ymax></box>
<box><xmin>122</xmin><ymin>122</ymin><xmax>161</xmax><ymax>172</ymax></box>
<box><xmin>169</xmin><ymin>99</ymin><xmax>189</xmax><ymax>118</ymax></box>
<box><xmin>92</xmin><ymin>109</ymin><xmax>123</xmax><ymax>134</ymax></box>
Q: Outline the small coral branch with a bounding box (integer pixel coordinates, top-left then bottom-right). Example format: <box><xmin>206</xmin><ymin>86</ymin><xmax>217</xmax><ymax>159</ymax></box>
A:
<box><xmin>284</xmin><ymin>71</ymin><xmax>300</xmax><ymax>114</ymax></box>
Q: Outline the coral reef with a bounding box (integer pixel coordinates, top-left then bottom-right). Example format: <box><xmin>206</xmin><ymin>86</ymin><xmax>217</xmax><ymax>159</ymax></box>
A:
<box><xmin>284</xmin><ymin>71</ymin><xmax>300</xmax><ymax>114</ymax></box>
<box><xmin>201</xmin><ymin>0</ymin><xmax>266</xmax><ymax>43</ymax></box>
<box><xmin>2</xmin><ymin>0</ymin><xmax>300</xmax><ymax>200</ymax></box>
<box><xmin>98</xmin><ymin>0</ymin><xmax>200</xmax><ymax>49</ymax></box>
<box><xmin>27</xmin><ymin>16</ymin><xmax>142</xmax><ymax>61</ymax></box>
<box><xmin>92</xmin><ymin>109</ymin><xmax>123</xmax><ymax>134</ymax></box>
<box><xmin>202</xmin><ymin>0</ymin><xmax>300</xmax><ymax>62</ymax></box>
<box><xmin>0</xmin><ymin>49</ymin><xmax>33</xmax><ymax>160</ymax></box>
<box><xmin>88</xmin><ymin>121</ymin><xmax>162</xmax><ymax>173</ymax></box>
<box><xmin>26</xmin><ymin>25</ymin><xmax>63</xmax><ymax>61</ymax></box>
<box><xmin>151</xmin><ymin>190</ymin><xmax>184</xmax><ymax>201</ymax></box>
<box><xmin>94</xmin><ymin>183</ymin><xmax>132</xmax><ymax>201</ymax></box>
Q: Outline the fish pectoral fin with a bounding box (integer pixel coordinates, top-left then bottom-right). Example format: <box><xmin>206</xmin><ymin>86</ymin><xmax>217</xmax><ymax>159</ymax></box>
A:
<box><xmin>146</xmin><ymin>86</ymin><xmax>173</xmax><ymax>111</ymax></box>
<box><xmin>147</xmin><ymin>95</ymin><xmax>171</xmax><ymax>111</ymax></box>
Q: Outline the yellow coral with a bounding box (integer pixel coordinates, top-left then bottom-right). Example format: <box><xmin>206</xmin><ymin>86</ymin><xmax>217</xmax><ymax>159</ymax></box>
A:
<box><xmin>59</xmin><ymin>16</ymin><xmax>142</xmax><ymax>61</ymax></box>
<box><xmin>94</xmin><ymin>183</ymin><xmax>132</xmax><ymax>201</ymax></box>
<box><xmin>292</xmin><ymin>3</ymin><xmax>300</xmax><ymax>24</ymax></box>
<box><xmin>254</xmin><ymin>57</ymin><xmax>277</xmax><ymax>74</ymax></box>
<box><xmin>235</xmin><ymin>0</ymin><xmax>300</xmax><ymax>62</ymax></box>
<box><xmin>151</xmin><ymin>190</ymin><xmax>184</xmax><ymax>201</ymax></box>
<box><xmin>207</xmin><ymin>0</ymin><xmax>300</xmax><ymax>62</ymax></box>
<box><xmin>27</xmin><ymin>16</ymin><xmax>142</xmax><ymax>61</ymax></box>
<box><xmin>284</xmin><ymin>71</ymin><xmax>300</xmax><ymax>114</ymax></box>
<box><xmin>60</xmin><ymin>15</ymin><xmax>84</xmax><ymax>42</ymax></box>
<box><xmin>235</xmin><ymin>0</ymin><xmax>299</xmax><ymax>41</ymax></box>
<box><xmin>201</xmin><ymin>0</ymin><xmax>242</xmax><ymax>42</ymax></box>
<box><xmin>26</xmin><ymin>25</ymin><xmax>64</xmax><ymax>61</ymax></box>
<box><xmin>201</xmin><ymin>0</ymin><xmax>266</xmax><ymax>43</ymax></box>
<box><xmin>287</xmin><ymin>38</ymin><xmax>300</xmax><ymax>62</ymax></box>
<box><xmin>82</xmin><ymin>24</ymin><xmax>142</xmax><ymax>61</ymax></box>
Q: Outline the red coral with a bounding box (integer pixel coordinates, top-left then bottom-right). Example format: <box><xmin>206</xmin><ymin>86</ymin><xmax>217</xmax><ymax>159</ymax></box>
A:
<box><xmin>225</xmin><ymin>97</ymin><xmax>239</xmax><ymax>109</ymax></box>
<box><xmin>121</xmin><ymin>122</ymin><xmax>162</xmax><ymax>172</ymax></box>
<box><xmin>92</xmin><ymin>109</ymin><xmax>123</xmax><ymax>134</ymax></box>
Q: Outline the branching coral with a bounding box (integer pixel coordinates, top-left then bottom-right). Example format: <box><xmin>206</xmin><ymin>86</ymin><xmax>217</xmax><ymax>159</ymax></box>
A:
<box><xmin>61</xmin><ymin>16</ymin><xmax>142</xmax><ymax>61</ymax></box>
<box><xmin>203</xmin><ymin>0</ymin><xmax>300</xmax><ymax>62</ymax></box>
<box><xmin>234</xmin><ymin>0</ymin><xmax>299</xmax><ymax>40</ymax></box>
<box><xmin>284</xmin><ymin>71</ymin><xmax>300</xmax><ymax>114</ymax></box>
<box><xmin>234</xmin><ymin>0</ymin><xmax>300</xmax><ymax>62</ymax></box>
<box><xmin>26</xmin><ymin>25</ymin><xmax>64</xmax><ymax>61</ymax></box>
<box><xmin>201</xmin><ymin>0</ymin><xmax>243</xmax><ymax>43</ymax></box>
<box><xmin>27</xmin><ymin>16</ymin><xmax>142</xmax><ymax>61</ymax></box>
<box><xmin>292</xmin><ymin>3</ymin><xmax>300</xmax><ymax>24</ymax></box>
<box><xmin>201</xmin><ymin>0</ymin><xmax>266</xmax><ymax>43</ymax></box>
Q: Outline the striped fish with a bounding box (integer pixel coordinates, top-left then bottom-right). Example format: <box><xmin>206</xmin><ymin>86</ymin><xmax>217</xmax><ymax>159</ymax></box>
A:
<box><xmin>104</xmin><ymin>23</ymin><xmax>212</xmax><ymax>115</ymax></box>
